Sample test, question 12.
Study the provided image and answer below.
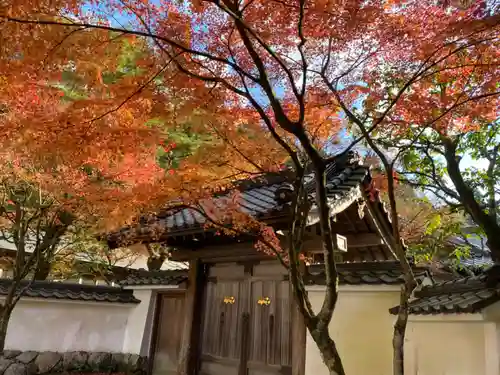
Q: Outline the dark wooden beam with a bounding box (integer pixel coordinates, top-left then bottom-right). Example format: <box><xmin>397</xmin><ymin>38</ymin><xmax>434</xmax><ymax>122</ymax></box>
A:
<box><xmin>170</xmin><ymin>244</ymin><xmax>275</xmax><ymax>263</ymax></box>
<box><xmin>343</xmin><ymin>233</ymin><xmax>384</xmax><ymax>248</ymax></box>
<box><xmin>146</xmin><ymin>292</ymin><xmax>162</xmax><ymax>375</ymax></box>
<box><xmin>176</xmin><ymin>259</ymin><xmax>205</xmax><ymax>375</ymax></box>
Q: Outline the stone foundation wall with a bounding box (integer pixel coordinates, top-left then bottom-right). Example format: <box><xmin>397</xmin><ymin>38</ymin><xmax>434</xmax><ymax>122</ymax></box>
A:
<box><xmin>0</xmin><ymin>351</ymin><xmax>148</xmax><ymax>375</ymax></box>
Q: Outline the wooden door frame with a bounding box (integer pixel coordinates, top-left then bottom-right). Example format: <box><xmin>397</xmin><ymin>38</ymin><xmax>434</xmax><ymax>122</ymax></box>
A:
<box><xmin>291</xmin><ymin>301</ymin><xmax>307</xmax><ymax>375</ymax></box>
<box><xmin>172</xmin><ymin>259</ymin><xmax>208</xmax><ymax>375</ymax></box>
<box><xmin>189</xmin><ymin>261</ymin><xmax>207</xmax><ymax>375</ymax></box>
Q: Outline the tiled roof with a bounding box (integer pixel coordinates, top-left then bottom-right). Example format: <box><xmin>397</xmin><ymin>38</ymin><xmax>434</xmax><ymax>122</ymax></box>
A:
<box><xmin>106</xmin><ymin>152</ymin><xmax>371</xmax><ymax>248</ymax></box>
<box><xmin>448</xmin><ymin>234</ymin><xmax>493</xmax><ymax>268</ymax></box>
<box><xmin>389</xmin><ymin>266</ymin><xmax>500</xmax><ymax>315</ymax></box>
<box><xmin>307</xmin><ymin>261</ymin><xmax>430</xmax><ymax>285</ymax></box>
<box><xmin>0</xmin><ymin>279</ymin><xmax>140</xmax><ymax>304</ymax></box>
<box><xmin>120</xmin><ymin>269</ymin><xmax>188</xmax><ymax>286</ymax></box>
<box><xmin>460</xmin><ymin>255</ymin><xmax>493</xmax><ymax>268</ymax></box>
<box><xmin>117</xmin><ymin>261</ymin><xmax>427</xmax><ymax>287</ymax></box>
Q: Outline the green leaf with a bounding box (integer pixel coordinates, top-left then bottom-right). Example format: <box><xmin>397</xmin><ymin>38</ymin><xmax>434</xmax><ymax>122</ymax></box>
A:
<box><xmin>425</xmin><ymin>214</ymin><xmax>442</xmax><ymax>235</ymax></box>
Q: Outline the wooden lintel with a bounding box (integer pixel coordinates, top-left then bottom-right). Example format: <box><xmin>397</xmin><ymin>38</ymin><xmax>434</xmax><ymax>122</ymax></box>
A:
<box><xmin>170</xmin><ymin>245</ymin><xmax>274</xmax><ymax>263</ymax></box>
<box><xmin>170</xmin><ymin>250</ymin><xmax>198</xmax><ymax>262</ymax></box>
<box><xmin>202</xmin><ymin>254</ymin><xmax>275</xmax><ymax>264</ymax></box>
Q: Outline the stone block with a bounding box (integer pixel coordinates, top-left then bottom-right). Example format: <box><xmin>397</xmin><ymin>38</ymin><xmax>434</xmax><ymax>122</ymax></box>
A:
<box><xmin>61</xmin><ymin>351</ymin><xmax>89</xmax><ymax>371</ymax></box>
<box><xmin>127</xmin><ymin>354</ymin><xmax>141</xmax><ymax>370</ymax></box>
<box><xmin>14</xmin><ymin>353</ymin><xmax>37</xmax><ymax>365</ymax></box>
<box><xmin>0</xmin><ymin>358</ymin><xmax>14</xmax><ymax>375</ymax></box>
<box><xmin>87</xmin><ymin>352</ymin><xmax>113</xmax><ymax>371</ymax></box>
<box><xmin>34</xmin><ymin>352</ymin><xmax>62</xmax><ymax>373</ymax></box>
<box><xmin>111</xmin><ymin>353</ymin><xmax>126</xmax><ymax>372</ymax></box>
<box><xmin>4</xmin><ymin>364</ymin><xmax>26</xmax><ymax>375</ymax></box>
<box><xmin>1</xmin><ymin>352</ymin><xmax>20</xmax><ymax>360</ymax></box>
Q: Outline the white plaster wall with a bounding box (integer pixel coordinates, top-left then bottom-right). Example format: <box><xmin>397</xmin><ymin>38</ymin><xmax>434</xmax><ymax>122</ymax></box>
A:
<box><xmin>4</xmin><ymin>299</ymin><xmax>132</xmax><ymax>352</ymax></box>
<box><xmin>405</xmin><ymin>318</ymin><xmax>487</xmax><ymax>375</ymax></box>
<box><xmin>1</xmin><ymin>288</ymin><xmax>169</xmax><ymax>354</ymax></box>
<box><xmin>304</xmin><ymin>287</ymin><xmax>499</xmax><ymax>375</ymax></box>
<box><xmin>123</xmin><ymin>289</ymin><xmax>154</xmax><ymax>354</ymax></box>
<box><xmin>305</xmin><ymin>286</ymin><xmax>400</xmax><ymax>375</ymax></box>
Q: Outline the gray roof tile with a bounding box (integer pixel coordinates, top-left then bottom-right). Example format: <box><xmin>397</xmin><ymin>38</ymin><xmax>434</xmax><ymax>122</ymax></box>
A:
<box><xmin>120</xmin><ymin>270</ymin><xmax>188</xmax><ymax>286</ymax></box>
<box><xmin>307</xmin><ymin>261</ymin><xmax>429</xmax><ymax>285</ymax></box>
<box><xmin>117</xmin><ymin>261</ymin><xmax>427</xmax><ymax>287</ymax></box>
<box><xmin>0</xmin><ymin>279</ymin><xmax>139</xmax><ymax>304</ymax></box>
<box><xmin>389</xmin><ymin>266</ymin><xmax>500</xmax><ymax>315</ymax></box>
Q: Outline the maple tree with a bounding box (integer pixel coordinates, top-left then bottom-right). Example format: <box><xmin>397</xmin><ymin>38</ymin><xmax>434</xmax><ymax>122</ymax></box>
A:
<box><xmin>1</xmin><ymin>1</ymin><xmax>499</xmax><ymax>374</ymax></box>
<box><xmin>0</xmin><ymin>173</ymin><xmax>76</xmax><ymax>350</ymax></box>
<box><xmin>0</xmin><ymin>16</ymin><xmax>284</xmax><ymax>355</ymax></box>
<box><xmin>348</xmin><ymin>39</ymin><xmax>498</xmax><ymax>374</ymax></box>
<box><xmin>0</xmin><ymin>29</ymin><xmax>183</xmax><ymax>352</ymax></box>
<box><xmin>358</xmin><ymin>17</ymin><xmax>500</xmax><ymax>262</ymax></box>
<box><xmin>143</xmin><ymin>243</ymin><xmax>169</xmax><ymax>270</ymax></box>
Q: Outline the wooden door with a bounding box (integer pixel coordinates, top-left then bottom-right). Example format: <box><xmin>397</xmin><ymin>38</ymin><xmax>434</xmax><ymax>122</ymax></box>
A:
<box><xmin>198</xmin><ymin>262</ymin><xmax>293</xmax><ymax>375</ymax></box>
<box><xmin>248</xmin><ymin>278</ymin><xmax>292</xmax><ymax>375</ymax></box>
<box><xmin>151</xmin><ymin>293</ymin><xmax>186</xmax><ymax>375</ymax></box>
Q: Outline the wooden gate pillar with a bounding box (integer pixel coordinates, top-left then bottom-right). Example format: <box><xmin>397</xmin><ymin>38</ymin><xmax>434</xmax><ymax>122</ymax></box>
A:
<box><xmin>177</xmin><ymin>259</ymin><xmax>205</xmax><ymax>375</ymax></box>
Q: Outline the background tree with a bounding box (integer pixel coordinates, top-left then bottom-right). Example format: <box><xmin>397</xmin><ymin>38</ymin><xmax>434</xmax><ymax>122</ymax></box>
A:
<box><xmin>394</xmin><ymin>120</ymin><xmax>500</xmax><ymax>260</ymax></box>
<box><xmin>0</xmin><ymin>175</ymin><xmax>74</xmax><ymax>350</ymax></box>
<box><xmin>61</xmin><ymin>232</ymin><xmax>140</xmax><ymax>284</ymax></box>
<box><xmin>396</xmin><ymin>193</ymin><xmax>468</xmax><ymax>264</ymax></box>
<box><xmin>366</xmin><ymin>154</ymin><xmax>469</xmax><ymax>265</ymax></box>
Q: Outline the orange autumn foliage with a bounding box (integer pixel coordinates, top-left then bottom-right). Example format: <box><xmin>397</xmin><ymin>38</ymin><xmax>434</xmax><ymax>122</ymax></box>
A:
<box><xmin>0</xmin><ymin>18</ymin><xmax>290</xmax><ymax>231</ymax></box>
<box><xmin>0</xmin><ymin>30</ymin><xmax>165</xmax><ymax>227</ymax></box>
<box><xmin>0</xmin><ymin>0</ymin><xmax>498</xmax><ymax>232</ymax></box>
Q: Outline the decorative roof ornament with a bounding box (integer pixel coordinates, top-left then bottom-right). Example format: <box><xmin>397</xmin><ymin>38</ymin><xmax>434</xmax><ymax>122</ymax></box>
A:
<box><xmin>357</xmin><ymin>200</ymin><xmax>366</xmax><ymax>219</ymax></box>
<box><xmin>335</xmin><ymin>150</ymin><xmax>362</xmax><ymax>169</ymax></box>
<box><xmin>274</xmin><ymin>182</ymin><xmax>295</xmax><ymax>204</ymax></box>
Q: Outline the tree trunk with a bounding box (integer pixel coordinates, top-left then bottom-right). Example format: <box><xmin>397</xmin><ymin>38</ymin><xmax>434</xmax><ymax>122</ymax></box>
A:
<box><xmin>392</xmin><ymin>280</ymin><xmax>412</xmax><ymax>375</ymax></box>
<box><xmin>0</xmin><ymin>305</ymin><xmax>13</xmax><ymax>352</ymax></box>
<box><xmin>442</xmin><ymin>139</ymin><xmax>500</xmax><ymax>262</ymax></box>
<box><xmin>485</xmin><ymin>235</ymin><xmax>500</xmax><ymax>264</ymax></box>
<box><xmin>34</xmin><ymin>258</ymin><xmax>51</xmax><ymax>280</ymax></box>
<box><xmin>309</xmin><ymin>326</ymin><xmax>345</xmax><ymax>375</ymax></box>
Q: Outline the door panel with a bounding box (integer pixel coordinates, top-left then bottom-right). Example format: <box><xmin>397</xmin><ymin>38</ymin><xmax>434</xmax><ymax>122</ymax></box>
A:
<box><xmin>248</xmin><ymin>279</ymin><xmax>292</xmax><ymax>374</ymax></box>
<box><xmin>151</xmin><ymin>294</ymin><xmax>186</xmax><ymax>375</ymax></box>
<box><xmin>200</xmin><ymin>278</ymin><xmax>249</xmax><ymax>375</ymax></box>
<box><xmin>199</xmin><ymin>356</ymin><xmax>240</xmax><ymax>375</ymax></box>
